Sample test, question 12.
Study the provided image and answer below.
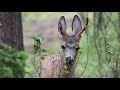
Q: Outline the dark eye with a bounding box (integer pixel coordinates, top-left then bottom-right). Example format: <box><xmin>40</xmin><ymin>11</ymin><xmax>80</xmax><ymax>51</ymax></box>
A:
<box><xmin>75</xmin><ymin>47</ymin><xmax>80</xmax><ymax>50</ymax></box>
<box><xmin>61</xmin><ymin>45</ymin><xmax>66</xmax><ymax>50</ymax></box>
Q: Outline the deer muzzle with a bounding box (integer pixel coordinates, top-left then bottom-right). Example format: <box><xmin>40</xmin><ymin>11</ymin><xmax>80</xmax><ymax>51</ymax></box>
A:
<box><xmin>65</xmin><ymin>57</ymin><xmax>74</xmax><ymax>66</ymax></box>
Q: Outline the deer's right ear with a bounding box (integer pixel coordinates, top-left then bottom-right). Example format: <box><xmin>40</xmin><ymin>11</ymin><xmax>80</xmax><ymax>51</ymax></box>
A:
<box><xmin>58</xmin><ymin>16</ymin><xmax>67</xmax><ymax>36</ymax></box>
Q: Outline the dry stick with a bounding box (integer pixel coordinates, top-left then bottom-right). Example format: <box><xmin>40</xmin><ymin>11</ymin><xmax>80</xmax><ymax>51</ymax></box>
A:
<box><xmin>79</xmin><ymin>34</ymin><xmax>89</xmax><ymax>77</ymax></box>
<box><xmin>79</xmin><ymin>17</ymin><xmax>89</xmax><ymax>78</ymax></box>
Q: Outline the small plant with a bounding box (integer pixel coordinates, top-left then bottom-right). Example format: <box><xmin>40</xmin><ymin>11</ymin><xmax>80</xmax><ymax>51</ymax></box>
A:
<box><xmin>31</xmin><ymin>34</ymin><xmax>47</xmax><ymax>78</ymax></box>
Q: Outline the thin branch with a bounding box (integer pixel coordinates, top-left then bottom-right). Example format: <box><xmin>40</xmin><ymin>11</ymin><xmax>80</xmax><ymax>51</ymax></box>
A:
<box><xmin>79</xmin><ymin>50</ymin><xmax>89</xmax><ymax>78</ymax></box>
<box><xmin>79</xmin><ymin>17</ymin><xmax>89</xmax><ymax>78</ymax></box>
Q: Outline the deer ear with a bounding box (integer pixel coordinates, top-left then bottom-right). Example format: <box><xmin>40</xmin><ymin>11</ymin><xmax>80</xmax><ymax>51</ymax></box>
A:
<box><xmin>72</xmin><ymin>15</ymin><xmax>82</xmax><ymax>36</ymax></box>
<box><xmin>58</xmin><ymin>16</ymin><xmax>67</xmax><ymax>36</ymax></box>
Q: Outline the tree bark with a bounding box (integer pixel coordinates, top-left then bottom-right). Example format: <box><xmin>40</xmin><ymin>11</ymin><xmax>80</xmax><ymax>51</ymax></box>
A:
<box><xmin>0</xmin><ymin>12</ymin><xmax>24</xmax><ymax>51</ymax></box>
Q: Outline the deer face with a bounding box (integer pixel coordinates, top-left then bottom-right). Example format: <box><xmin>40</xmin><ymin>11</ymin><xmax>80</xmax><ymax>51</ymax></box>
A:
<box><xmin>58</xmin><ymin>15</ymin><xmax>88</xmax><ymax>66</ymax></box>
<box><xmin>60</xmin><ymin>35</ymin><xmax>80</xmax><ymax>65</ymax></box>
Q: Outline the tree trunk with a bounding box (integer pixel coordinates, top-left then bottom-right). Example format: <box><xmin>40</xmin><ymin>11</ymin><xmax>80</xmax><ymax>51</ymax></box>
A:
<box><xmin>0</xmin><ymin>12</ymin><xmax>24</xmax><ymax>51</ymax></box>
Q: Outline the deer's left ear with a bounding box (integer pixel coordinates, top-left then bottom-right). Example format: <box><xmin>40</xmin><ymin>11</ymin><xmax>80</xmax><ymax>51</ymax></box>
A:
<box><xmin>72</xmin><ymin>15</ymin><xmax>88</xmax><ymax>42</ymax></box>
<box><xmin>72</xmin><ymin>15</ymin><xmax>82</xmax><ymax>41</ymax></box>
<box><xmin>72</xmin><ymin>15</ymin><xmax>82</xmax><ymax>35</ymax></box>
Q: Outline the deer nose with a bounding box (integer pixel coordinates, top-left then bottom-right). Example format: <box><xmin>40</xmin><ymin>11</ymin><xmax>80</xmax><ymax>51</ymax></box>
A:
<box><xmin>65</xmin><ymin>57</ymin><xmax>74</xmax><ymax>66</ymax></box>
<box><xmin>66</xmin><ymin>57</ymin><xmax>71</xmax><ymax>61</ymax></box>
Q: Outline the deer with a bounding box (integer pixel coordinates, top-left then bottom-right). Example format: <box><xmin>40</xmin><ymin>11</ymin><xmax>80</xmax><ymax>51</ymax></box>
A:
<box><xmin>41</xmin><ymin>15</ymin><xmax>88</xmax><ymax>78</ymax></box>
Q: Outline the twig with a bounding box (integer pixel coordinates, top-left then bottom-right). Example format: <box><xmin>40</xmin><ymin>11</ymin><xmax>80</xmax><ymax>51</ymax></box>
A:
<box><xmin>79</xmin><ymin>17</ymin><xmax>89</xmax><ymax>78</ymax></box>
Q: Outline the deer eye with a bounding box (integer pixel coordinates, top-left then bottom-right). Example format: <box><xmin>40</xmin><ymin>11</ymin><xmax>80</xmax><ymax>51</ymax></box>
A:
<box><xmin>75</xmin><ymin>46</ymin><xmax>80</xmax><ymax>50</ymax></box>
<box><xmin>61</xmin><ymin>45</ymin><xmax>66</xmax><ymax>50</ymax></box>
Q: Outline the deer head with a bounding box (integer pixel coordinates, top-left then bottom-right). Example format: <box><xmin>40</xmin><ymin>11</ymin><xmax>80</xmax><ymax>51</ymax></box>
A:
<box><xmin>58</xmin><ymin>15</ymin><xmax>88</xmax><ymax>67</ymax></box>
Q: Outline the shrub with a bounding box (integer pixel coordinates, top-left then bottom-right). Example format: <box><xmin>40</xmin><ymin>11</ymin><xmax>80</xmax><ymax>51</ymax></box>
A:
<box><xmin>0</xmin><ymin>43</ymin><xmax>28</xmax><ymax>78</ymax></box>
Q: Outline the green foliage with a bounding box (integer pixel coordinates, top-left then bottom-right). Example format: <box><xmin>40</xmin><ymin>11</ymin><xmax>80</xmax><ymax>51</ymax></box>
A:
<box><xmin>0</xmin><ymin>43</ymin><xmax>28</xmax><ymax>78</ymax></box>
<box><xmin>0</xmin><ymin>67</ymin><xmax>13</xmax><ymax>78</ymax></box>
<box><xmin>29</xmin><ymin>34</ymin><xmax>47</xmax><ymax>77</ymax></box>
<box><xmin>33</xmin><ymin>34</ymin><xmax>47</xmax><ymax>57</ymax></box>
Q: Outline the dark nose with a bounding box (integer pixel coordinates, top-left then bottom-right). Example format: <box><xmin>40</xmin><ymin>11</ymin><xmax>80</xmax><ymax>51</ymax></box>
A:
<box><xmin>66</xmin><ymin>57</ymin><xmax>71</xmax><ymax>61</ymax></box>
<box><xmin>65</xmin><ymin>57</ymin><xmax>74</xmax><ymax>66</ymax></box>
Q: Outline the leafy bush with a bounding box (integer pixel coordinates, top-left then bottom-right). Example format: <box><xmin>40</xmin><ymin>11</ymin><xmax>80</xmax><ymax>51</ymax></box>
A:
<box><xmin>0</xmin><ymin>43</ymin><xmax>28</xmax><ymax>78</ymax></box>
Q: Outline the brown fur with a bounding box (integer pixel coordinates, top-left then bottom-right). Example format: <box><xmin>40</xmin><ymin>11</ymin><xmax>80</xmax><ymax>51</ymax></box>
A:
<box><xmin>41</xmin><ymin>55</ymin><xmax>65</xmax><ymax>78</ymax></box>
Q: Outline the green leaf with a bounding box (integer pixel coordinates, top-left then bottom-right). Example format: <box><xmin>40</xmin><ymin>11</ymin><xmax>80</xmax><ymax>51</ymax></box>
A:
<box><xmin>35</xmin><ymin>38</ymin><xmax>40</xmax><ymax>43</ymax></box>
<box><xmin>42</xmin><ymin>49</ymin><xmax>47</xmax><ymax>52</ymax></box>
<box><xmin>41</xmin><ymin>57</ymin><xmax>44</xmax><ymax>60</ymax></box>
